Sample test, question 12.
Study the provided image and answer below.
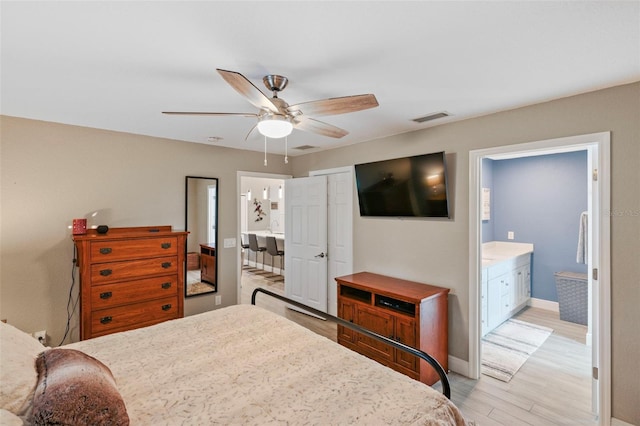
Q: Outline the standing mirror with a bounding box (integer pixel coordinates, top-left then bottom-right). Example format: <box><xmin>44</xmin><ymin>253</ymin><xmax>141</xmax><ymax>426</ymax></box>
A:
<box><xmin>185</xmin><ymin>176</ymin><xmax>218</xmax><ymax>297</ymax></box>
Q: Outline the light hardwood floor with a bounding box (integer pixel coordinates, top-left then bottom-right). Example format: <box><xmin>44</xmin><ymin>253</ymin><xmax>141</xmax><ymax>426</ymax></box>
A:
<box><xmin>241</xmin><ymin>270</ymin><xmax>337</xmax><ymax>341</ymax></box>
<box><xmin>241</xmin><ymin>271</ymin><xmax>597</xmax><ymax>425</ymax></box>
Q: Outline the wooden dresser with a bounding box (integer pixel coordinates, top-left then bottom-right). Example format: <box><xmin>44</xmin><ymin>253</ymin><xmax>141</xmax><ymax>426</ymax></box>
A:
<box><xmin>335</xmin><ymin>272</ymin><xmax>449</xmax><ymax>385</ymax></box>
<box><xmin>73</xmin><ymin>226</ymin><xmax>188</xmax><ymax>340</ymax></box>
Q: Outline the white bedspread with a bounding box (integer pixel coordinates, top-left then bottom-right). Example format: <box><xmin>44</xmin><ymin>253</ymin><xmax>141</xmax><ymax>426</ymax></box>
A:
<box><xmin>67</xmin><ymin>304</ymin><xmax>469</xmax><ymax>425</ymax></box>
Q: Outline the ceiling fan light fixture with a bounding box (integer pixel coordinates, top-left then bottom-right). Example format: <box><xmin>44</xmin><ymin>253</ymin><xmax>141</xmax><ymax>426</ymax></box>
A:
<box><xmin>257</xmin><ymin>115</ymin><xmax>293</xmax><ymax>139</ymax></box>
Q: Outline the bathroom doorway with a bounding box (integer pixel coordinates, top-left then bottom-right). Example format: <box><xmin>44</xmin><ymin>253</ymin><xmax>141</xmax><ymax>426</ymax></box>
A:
<box><xmin>469</xmin><ymin>132</ymin><xmax>611</xmax><ymax>423</ymax></box>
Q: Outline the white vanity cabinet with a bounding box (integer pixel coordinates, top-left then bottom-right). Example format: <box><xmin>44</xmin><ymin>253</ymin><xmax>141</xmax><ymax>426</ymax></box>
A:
<box><xmin>481</xmin><ymin>247</ymin><xmax>532</xmax><ymax>337</ymax></box>
<box><xmin>515</xmin><ymin>262</ymin><xmax>531</xmax><ymax>306</ymax></box>
<box><xmin>481</xmin><ymin>268</ymin><xmax>489</xmax><ymax>336</ymax></box>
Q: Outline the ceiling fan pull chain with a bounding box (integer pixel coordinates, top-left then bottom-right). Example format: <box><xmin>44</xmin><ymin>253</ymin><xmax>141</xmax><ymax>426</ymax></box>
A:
<box><xmin>264</xmin><ymin>135</ymin><xmax>268</xmax><ymax>167</ymax></box>
<box><xmin>284</xmin><ymin>136</ymin><xmax>288</xmax><ymax>164</ymax></box>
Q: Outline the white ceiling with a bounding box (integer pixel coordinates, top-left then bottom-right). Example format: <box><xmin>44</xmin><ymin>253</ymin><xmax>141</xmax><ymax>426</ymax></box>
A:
<box><xmin>2</xmin><ymin>1</ymin><xmax>639</xmax><ymax>156</ymax></box>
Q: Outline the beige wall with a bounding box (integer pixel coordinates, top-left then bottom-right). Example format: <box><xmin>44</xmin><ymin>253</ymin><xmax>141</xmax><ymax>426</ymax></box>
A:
<box><xmin>292</xmin><ymin>82</ymin><xmax>640</xmax><ymax>424</ymax></box>
<box><xmin>0</xmin><ymin>117</ymin><xmax>291</xmax><ymax>342</ymax></box>
<box><xmin>1</xmin><ymin>81</ymin><xmax>638</xmax><ymax>423</ymax></box>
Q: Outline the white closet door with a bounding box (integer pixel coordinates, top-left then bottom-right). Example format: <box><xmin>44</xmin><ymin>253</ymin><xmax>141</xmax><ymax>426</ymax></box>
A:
<box><xmin>326</xmin><ymin>171</ymin><xmax>353</xmax><ymax>316</ymax></box>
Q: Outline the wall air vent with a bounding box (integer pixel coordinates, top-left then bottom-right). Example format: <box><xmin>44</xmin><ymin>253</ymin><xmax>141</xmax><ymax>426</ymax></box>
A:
<box><xmin>412</xmin><ymin>112</ymin><xmax>450</xmax><ymax>123</ymax></box>
<box><xmin>293</xmin><ymin>145</ymin><xmax>318</xmax><ymax>150</ymax></box>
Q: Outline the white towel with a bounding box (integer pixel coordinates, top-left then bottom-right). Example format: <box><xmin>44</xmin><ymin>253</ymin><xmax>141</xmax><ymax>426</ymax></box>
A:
<box><xmin>576</xmin><ymin>211</ymin><xmax>588</xmax><ymax>264</ymax></box>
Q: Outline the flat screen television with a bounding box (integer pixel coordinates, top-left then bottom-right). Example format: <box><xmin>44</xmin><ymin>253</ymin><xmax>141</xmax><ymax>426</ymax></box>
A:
<box><xmin>354</xmin><ymin>151</ymin><xmax>450</xmax><ymax>218</ymax></box>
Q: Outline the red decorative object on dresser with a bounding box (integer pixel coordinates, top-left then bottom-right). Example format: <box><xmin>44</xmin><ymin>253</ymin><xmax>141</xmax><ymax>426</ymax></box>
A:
<box><xmin>335</xmin><ymin>272</ymin><xmax>449</xmax><ymax>386</ymax></box>
<box><xmin>73</xmin><ymin>226</ymin><xmax>188</xmax><ymax>340</ymax></box>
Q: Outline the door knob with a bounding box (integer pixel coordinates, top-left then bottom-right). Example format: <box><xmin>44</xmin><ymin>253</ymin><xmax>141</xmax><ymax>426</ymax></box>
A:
<box><xmin>314</xmin><ymin>252</ymin><xmax>326</xmax><ymax>258</ymax></box>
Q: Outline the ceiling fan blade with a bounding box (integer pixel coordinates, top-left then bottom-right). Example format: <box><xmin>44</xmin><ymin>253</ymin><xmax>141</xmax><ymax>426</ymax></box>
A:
<box><xmin>245</xmin><ymin>123</ymin><xmax>258</xmax><ymax>141</ymax></box>
<box><xmin>162</xmin><ymin>111</ymin><xmax>259</xmax><ymax>117</ymax></box>
<box><xmin>287</xmin><ymin>94</ymin><xmax>378</xmax><ymax>117</ymax></box>
<box><xmin>216</xmin><ymin>69</ymin><xmax>280</xmax><ymax>114</ymax></box>
<box><xmin>293</xmin><ymin>116</ymin><xmax>349</xmax><ymax>139</ymax></box>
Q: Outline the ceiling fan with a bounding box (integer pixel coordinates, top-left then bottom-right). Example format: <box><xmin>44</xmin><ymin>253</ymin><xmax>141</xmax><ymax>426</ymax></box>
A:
<box><xmin>163</xmin><ymin>69</ymin><xmax>379</xmax><ymax>140</ymax></box>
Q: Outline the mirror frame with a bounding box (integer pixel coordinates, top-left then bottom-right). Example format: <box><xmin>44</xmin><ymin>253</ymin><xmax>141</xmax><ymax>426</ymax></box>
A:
<box><xmin>185</xmin><ymin>176</ymin><xmax>219</xmax><ymax>298</ymax></box>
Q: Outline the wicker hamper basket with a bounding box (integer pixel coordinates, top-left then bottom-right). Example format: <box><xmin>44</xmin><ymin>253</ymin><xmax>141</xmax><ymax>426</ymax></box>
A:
<box><xmin>554</xmin><ymin>271</ymin><xmax>588</xmax><ymax>325</ymax></box>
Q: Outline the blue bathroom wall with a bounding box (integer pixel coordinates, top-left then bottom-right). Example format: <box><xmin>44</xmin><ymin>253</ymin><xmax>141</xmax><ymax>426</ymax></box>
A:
<box><xmin>489</xmin><ymin>151</ymin><xmax>589</xmax><ymax>302</ymax></box>
<box><xmin>481</xmin><ymin>158</ymin><xmax>494</xmax><ymax>243</ymax></box>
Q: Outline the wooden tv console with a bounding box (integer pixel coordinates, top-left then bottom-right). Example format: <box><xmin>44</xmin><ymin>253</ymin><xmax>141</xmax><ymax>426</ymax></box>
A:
<box><xmin>335</xmin><ymin>272</ymin><xmax>449</xmax><ymax>385</ymax></box>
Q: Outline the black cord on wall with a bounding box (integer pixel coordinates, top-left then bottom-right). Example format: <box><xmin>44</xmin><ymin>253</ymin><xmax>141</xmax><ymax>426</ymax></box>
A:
<box><xmin>58</xmin><ymin>244</ymin><xmax>80</xmax><ymax>346</ymax></box>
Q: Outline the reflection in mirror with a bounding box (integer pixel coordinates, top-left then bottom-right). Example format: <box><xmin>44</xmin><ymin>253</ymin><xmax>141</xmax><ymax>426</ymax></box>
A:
<box><xmin>185</xmin><ymin>176</ymin><xmax>218</xmax><ymax>297</ymax></box>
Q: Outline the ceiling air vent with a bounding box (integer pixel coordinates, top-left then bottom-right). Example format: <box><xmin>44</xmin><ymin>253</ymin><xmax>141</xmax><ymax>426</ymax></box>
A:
<box><xmin>293</xmin><ymin>145</ymin><xmax>318</xmax><ymax>150</ymax></box>
<box><xmin>412</xmin><ymin>112</ymin><xmax>450</xmax><ymax>123</ymax></box>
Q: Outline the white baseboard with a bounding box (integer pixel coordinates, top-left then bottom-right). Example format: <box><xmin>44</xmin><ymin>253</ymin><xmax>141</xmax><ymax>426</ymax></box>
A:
<box><xmin>612</xmin><ymin>418</ymin><xmax>635</xmax><ymax>426</ymax></box>
<box><xmin>529</xmin><ymin>297</ymin><xmax>559</xmax><ymax>312</ymax></box>
<box><xmin>448</xmin><ymin>355</ymin><xmax>469</xmax><ymax>377</ymax></box>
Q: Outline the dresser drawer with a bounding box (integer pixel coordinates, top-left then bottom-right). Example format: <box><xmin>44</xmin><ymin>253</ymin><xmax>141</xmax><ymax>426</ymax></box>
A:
<box><xmin>91</xmin><ymin>276</ymin><xmax>178</xmax><ymax>309</ymax></box>
<box><xmin>91</xmin><ymin>296</ymin><xmax>178</xmax><ymax>336</ymax></box>
<box><xmin>90</xmin><ymin>237</ymin><xmax>178</xmax><ymax>262</ymax></box>
<box><xmin>90</xmin><ymin>256</ymin><xmax>178</xmax><ymax>284</ymax></box>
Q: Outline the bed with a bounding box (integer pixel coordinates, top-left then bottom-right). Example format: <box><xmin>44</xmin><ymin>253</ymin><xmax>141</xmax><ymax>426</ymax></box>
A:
<box><xmin>1</xmin><ymin>290</ymin><xmax>470</xmax><ymax>425</ymax></box>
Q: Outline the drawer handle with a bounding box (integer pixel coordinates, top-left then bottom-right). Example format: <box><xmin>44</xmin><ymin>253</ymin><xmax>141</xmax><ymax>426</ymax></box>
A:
<box><xmin>161</xmin><ymin>282</ymin><xmax>171</xmax><ymax>289</ymax></box>
<box><xmin>161</xmin><ymin>242</ymin><xmax>171</xmax><ymax>249</ymax></box>
<box><xmin>100</xmin><ymin>316</ymin><xmax>112</xmax><ymax>324</ymax></box>
<box><xmin>99</xmin><ymin>248</ymin><xmax>112</xmax><ymax>255</ymax></box>
<box><xmin>100</xmin><ymin>291</ymin><xmax>112</xmax><ymax>299</ymax></box>
<box><xmin>161</xmin><ymin>262</ymin><xmax>172</xmax><ymax>269</ymax></box>
<box><xmin>99</xmin><ymin>269</ymin><xmax>112</xmax><ymax>276</ymax></box>
<box><xmin>161</xmin><ymin>304</ymin><xmax>172</xmax><ymax>311</ymax></box>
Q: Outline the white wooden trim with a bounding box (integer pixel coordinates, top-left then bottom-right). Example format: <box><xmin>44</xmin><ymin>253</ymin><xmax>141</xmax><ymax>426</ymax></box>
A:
<box><xmin>597</xmin><ymin>133</ymin><xmax>612</xmax><ymax>425</ymax></box>
<box><xmin>611</xmin><ymin>418</ymin><xmax>635</xmax><ymax>426</ymax></box>
<box><xmin>236</xmin><ymin>171</ymin><xmax>292</xmax><ymax>304</ymax></box>
<box><xmin>309</xmin><ymin>165</ymin><xmax>353</xmax><ymax>176</ymax></box>
<box><xmin>528</xmin><ymin>298</ymin><xmax>559</xmax><ymax>312</ymax></box>
<box><xmin>468</xmin><ymin>154</ymin><xmax>481</xmax><ymax>379</ymax></box>
<box><xmin>447</xmin><ymin>355</ymin><xmax>469</xmax><ymax>376</ymax></box>
<box><xmin>469</xmin><ymin>131</ymin><xmax>611</xmax><ymax>425</ymax></box>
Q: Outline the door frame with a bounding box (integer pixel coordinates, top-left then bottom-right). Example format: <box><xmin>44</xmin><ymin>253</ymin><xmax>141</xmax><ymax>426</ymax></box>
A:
<box><xmin>310</xmin><ymin>166</ymin><xmax>355</xmax><ymax>316</ymax></box>
<box><xmin>236</xmin><ymin>171</ymin><xmax>292</xmax><ymax>304</ymax></box>
<box><xmin>468</xmin><ymin>131</ymin><xmax>611</xmax><ymax>424</ymax></box>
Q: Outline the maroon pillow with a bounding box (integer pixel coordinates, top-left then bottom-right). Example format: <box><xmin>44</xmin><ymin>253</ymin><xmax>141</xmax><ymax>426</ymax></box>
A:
<box><xmin>29</xmin><ymin>348</ymin><xmax>129</xmax><ymax>425</ymax></box>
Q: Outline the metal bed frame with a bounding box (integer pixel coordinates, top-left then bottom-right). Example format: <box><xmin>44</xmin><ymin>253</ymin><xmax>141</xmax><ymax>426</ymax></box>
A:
<box><xmin>251</xmin><ymin>287</ymin><xmax>451</xmax><ymax>399</ymax></box>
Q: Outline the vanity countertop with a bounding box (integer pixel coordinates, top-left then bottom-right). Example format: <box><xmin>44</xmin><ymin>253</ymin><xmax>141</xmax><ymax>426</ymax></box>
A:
<box><xmin>482</xmin><ymin>241</ymin><xmax>534</xmax><ymax>268</ymax></box>
<box><xmin>242</xmin><ymin>230</ymin><xmax>284</xmax><ymax>239</ymax></box>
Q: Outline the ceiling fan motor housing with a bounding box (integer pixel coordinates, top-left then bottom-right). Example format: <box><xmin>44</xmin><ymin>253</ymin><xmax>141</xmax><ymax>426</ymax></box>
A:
<box><xmin>263</xmin><ymin>75</ymin><xmax>289</xmax><ymax>94</ymax></box>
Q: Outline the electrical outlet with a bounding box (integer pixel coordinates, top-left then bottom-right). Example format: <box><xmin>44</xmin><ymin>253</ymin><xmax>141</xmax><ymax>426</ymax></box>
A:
<box><xmin>33</xmin><ymin>330</ymin><xmax>47</xmax><ymax>345</ymax></box>
<box><xmin>223</xmin><ymin>238</ymin><xmax>236</xmax><ymax>248</ymax></box>
<box><xmin>215</xmin><ymin>295</ymin><xmax>222</xmax><ymax>306</ymax></box>
<box><xmin>508</xmin><ymin>231</ymin><xmax>515</xmax><ymax>240</ymax></box>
